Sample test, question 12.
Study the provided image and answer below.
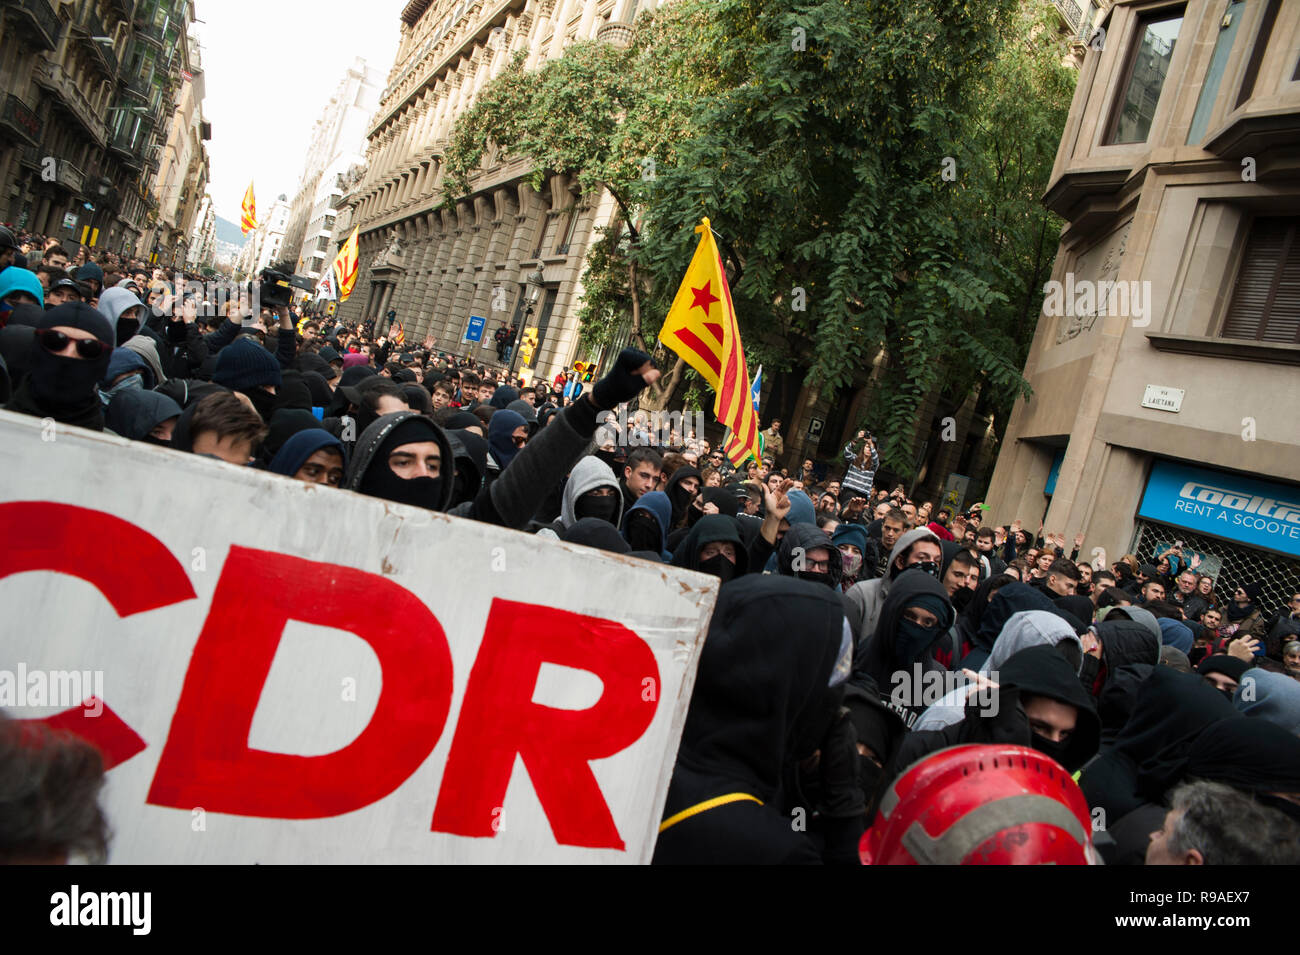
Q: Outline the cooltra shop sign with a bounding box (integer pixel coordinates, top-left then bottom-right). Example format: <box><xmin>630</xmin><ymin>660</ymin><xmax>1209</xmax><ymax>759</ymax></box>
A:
<box><xmin>0</xmin><ymin>412</ymin><xmax>716</xmax><ymax>863</ymax></box>
<box><xmin>1138</xmin><ymin>460</ymin><xmax>1300</xmax><ymax>558</ymax></box>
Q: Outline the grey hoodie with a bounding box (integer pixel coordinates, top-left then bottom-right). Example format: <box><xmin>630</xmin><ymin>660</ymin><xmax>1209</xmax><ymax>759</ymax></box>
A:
<box><xmin>98</xmin><ymin>287</ymin><xmax>145</xmax><ymax>342</ymax></box>
<box><xmin>558</xmin><ymin>455</ymin><xmax>623</xmax><ymax>530</ymax></box>
<box><xmin>844</xmin><ymin>526</ymin><xmax>941</xmax><ymax>648</ymax></box>
<box><xmin>913</xmin><ymin>610</ymin><xmax>1085</xmax><ymax>732</ymax></box>
<box><xmin>122</xmin><ymin>334</ymin><xmax>167</xmax><ymax>386</ymax></box>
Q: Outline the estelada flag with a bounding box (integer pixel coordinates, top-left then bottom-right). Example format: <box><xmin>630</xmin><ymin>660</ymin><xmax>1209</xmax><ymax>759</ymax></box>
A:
<box><xmin>659</xmin><ymin>218</ymin><xmax>761</xmax><ymax>467</ymax></box>
<box><xmin>391</xmin><ymin>322</ymin><xmax>405</xmax><ymax>346</ymax></box>
<box><xmin>240</xmin><ymin>181</ymin><xmax>257</xmax><ymax>234</ymax></box>
<box><xmin>332</xmin><ymin>227</ymin><xmax>359</xmax><ymax>302</ymax></box>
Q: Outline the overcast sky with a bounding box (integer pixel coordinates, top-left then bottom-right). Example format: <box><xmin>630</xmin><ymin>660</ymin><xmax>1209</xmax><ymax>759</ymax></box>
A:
<box><xmin>197</xmin><ymin>0</ymin><xmax>406</xmax><ymax>224</ymax></box>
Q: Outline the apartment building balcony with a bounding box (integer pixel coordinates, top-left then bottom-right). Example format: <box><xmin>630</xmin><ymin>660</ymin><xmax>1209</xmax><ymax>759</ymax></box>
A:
<box><xmin>8</xmin><ymin>0</ymin><xmax>60</xmax><ymax>52</ymax></box>
<box><xmin>75</xmin><ymin>8</ymin><xmax>119</xmax><ymax>76</ymax></box>
<box><xmin>0</xmin><ymin>93</ymin><xmax>43</xmax><ymax>147</ymax></box>
<box><xmin>33</xmin><ymin>60</ymin><xmax>108</xmax><ymax>147</ymax></box>
<box><xmin>57</xmin><ymin>160</ymin><xmax>87</xmax><ymax>196</ymax></box>
<box><xmin>596</xmin><ymin>20</ymin><xmax>634</xmax><ymax>48</ymax></box>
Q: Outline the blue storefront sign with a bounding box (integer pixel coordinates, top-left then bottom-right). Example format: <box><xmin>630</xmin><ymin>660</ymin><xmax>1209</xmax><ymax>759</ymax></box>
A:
<box><xmin>464</xmin><ymin>315</ymin><xmax>485</xmax><ymax>343</ymax></box>
<box><xmin>1138</xmin><ymin>460</ymin><xmax>1300</xmax><ymax>558</ymax></box>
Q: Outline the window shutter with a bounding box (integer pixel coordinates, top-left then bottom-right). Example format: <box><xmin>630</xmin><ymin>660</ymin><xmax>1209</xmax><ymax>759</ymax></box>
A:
<box><xmin>1222</xmin><ymin>217</ymin><xmax>1300</xmax><ymax>343</ymax></box>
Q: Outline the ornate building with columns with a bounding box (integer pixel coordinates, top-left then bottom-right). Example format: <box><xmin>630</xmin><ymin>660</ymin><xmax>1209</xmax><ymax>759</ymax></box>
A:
<box><xmin>334</xmin><ymin>0</ymin><xmax>654</xmax><ymax>378</ymax></box>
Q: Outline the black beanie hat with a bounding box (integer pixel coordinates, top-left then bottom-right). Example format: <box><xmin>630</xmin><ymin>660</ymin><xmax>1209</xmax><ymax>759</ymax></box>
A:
<box><xmin>213</xmin><ymin>338</ymin><xmax>282</xmax><ymax>392</ymax></box>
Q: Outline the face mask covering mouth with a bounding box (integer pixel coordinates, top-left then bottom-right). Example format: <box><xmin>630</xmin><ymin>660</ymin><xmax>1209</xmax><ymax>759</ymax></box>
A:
<box><xmin>698</xmin><ymin>554</ymin><xmax>737</xmax><ymax>583</ymax></box>
<box><xmin>247</xmin><ymin>387</ymin><xmax>277</xmax><ymax>422</ymax></box>
<box><xmin>116</xmin><ymin>318</ymin><xmax>140</xmax><ymax>345</ymax></box>
<box><xmin>840</xmin><ymin>550</ymin><xmax>863</xmax><ymax>578</ymax></box>
<box><xmin>950</xmin><ymin>585</ymin><xmax>975</xmax><ymax>613</ymax></box>
<box><xmin>626</xmin><ymin>514</ymin><xmax>661</xmax><ymax>552</ymax></box>
<box><xmin>794</xmin><ymin>570</ymin><xmax>834</xmax><ymax>588</ymax></box>
<box><xmin>100</xmin><ymin>373</ymin><xmax>143</xmax><ymax>406</ymax></box>
<box><xmin>1030</xmin><ymin>732</ymin><xmax>1070</xmax><ymax>769</ymax></box>
<box><xmin>910</xmin><ymin>560</ymin><xmax>941</xmax><ymax>579</ymax></box>
<box><xmin>895</xmin><ymin>618</ymin><xmax>942</xmax><ymax>666</ymax></box>
<box><xmin>574</xmin><ymin>491</ymin><xmax>618</xmax><ymax>524</ymax></box>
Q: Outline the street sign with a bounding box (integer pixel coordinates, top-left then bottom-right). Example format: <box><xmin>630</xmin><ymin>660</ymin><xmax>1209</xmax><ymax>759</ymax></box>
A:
<box><xmin>0</xmin><ymin>411</ymin><xmax>717</xmax><ymax>863</ymax></box>
<box><xmin>465</xmin><ymin>315</ymin><xmax>485</xmax><ymax>343</ymax></box>
<box><xmin>807</xmin><ymin>417</ymin><xmax>824</xmax><ymax>439</ymax></box>
<box><xmin>1141</xmin><ymin>384</ymin><xmax>1184</xmax><ymax>413</ymax></box>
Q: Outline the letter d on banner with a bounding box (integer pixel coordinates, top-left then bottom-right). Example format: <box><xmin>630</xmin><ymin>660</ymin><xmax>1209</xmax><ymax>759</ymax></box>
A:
<box><xmin>148</xmin><ymin>546</ymin><xmax>454</xmax><ymax>818</ymax></box>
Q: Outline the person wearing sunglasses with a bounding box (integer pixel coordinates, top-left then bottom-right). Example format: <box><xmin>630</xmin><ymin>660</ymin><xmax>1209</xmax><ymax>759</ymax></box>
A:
<box><xmin>5</xmin><ymin>302</ymin><xmax>114</xmax><ymax>431</ymax></box>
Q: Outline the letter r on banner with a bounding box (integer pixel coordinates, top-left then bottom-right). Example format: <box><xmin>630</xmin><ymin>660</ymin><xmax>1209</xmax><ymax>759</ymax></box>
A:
<box><xmin>432</xmin><ymin>600</ymin><xmax>660</xmax><ymax>850</ymax></box>
<box><xmin>148</xmin><ymin>546</ymin><xmax>454</xmax><ymax>818</ymax></box>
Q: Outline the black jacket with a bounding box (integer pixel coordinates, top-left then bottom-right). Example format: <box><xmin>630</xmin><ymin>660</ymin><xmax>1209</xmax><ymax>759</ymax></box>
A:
<box><xmin>652</xmin><ymin>576</ymin><xmax>849</xmax><ymax>864</ymax></box>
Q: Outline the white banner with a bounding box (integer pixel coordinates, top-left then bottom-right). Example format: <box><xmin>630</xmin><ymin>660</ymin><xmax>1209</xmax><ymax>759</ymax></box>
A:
<box><xmin>0</xmin><ymin>411</ymin><xmax>716</xmax><ymax>864</ymax></box>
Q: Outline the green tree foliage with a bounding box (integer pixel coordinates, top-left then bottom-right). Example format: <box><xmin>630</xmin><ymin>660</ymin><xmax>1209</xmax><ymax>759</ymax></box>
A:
<box><xmin>443</xmin><ymin>0</ymin><xmax>1076</xmax><ymax>466</ymax></box>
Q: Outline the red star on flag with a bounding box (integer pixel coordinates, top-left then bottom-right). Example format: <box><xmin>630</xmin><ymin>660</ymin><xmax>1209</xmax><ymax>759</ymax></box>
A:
<box><xmin>690</xmin><ymin>282</ymin><xmax>719</xmax><ymax>316</ymax></box>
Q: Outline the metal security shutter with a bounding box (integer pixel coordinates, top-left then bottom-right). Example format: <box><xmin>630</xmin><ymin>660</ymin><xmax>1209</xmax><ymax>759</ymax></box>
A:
<box><xmin>1222</xmin><ymin>217</ymin><xmax>1300</xmax><ymax>343</ymax></box>
<box><xmin>1132</xmin><ymin>519</ymin><xmax>1300</xmax><ymax>618</ymax></box>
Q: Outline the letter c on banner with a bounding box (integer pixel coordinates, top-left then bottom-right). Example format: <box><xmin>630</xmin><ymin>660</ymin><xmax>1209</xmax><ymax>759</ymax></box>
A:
<box><xmin>0</xmin><ymin>501</ymin><xmax>196</xmax><ymax>615</ymax></box>
<box><xmin>148</xmin><ymin>546</ymin><xmax>454</xmax><ymax>819</ymax></box>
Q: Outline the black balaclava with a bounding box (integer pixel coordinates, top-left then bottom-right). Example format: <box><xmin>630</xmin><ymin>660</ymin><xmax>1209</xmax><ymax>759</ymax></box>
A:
<box><xmin>358</xmin><ymin>416</ymin><xmax>446</xmax><ymax>510</ymax></box>
<box><xmin>699</xmin><ymin>553</ymin><xmax>737</xmax><ymax>583</ymax></box>
<box><xmin>593</xmin><ymin>448</ymin><xmax>620</xmax><ymax>470</ymax></box>
<box><xmin>574</xmin><ymin>489</ymin><xmax>619</xmax><ymax>525</ymax></box>
<box><xmin>246</xmin><ymin>386</ymin><xmax>278</xmax><ymax>423</ymax></box>
<box><xmin>116</xmin><ymin>315</ymin><xmax>139</xmax><ymax>345</ymax></box>
<box><xmin>626</xmin><ymin>510</ymin><xmax>662</xmax><ymax>553</ymax></box>
<box><xmin>950</xmin><ymin>584</ymin><xmax>975</xmax><ymax>614</ymax></box>
<box><xmin>30</xmin><ymin>303</ymin><xmax>114</xmax><ymax>408</ymax></box>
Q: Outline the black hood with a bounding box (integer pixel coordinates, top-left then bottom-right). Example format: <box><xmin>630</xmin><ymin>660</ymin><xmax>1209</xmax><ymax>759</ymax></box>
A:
<box><xmin>1096</xmin><ymin>618</ymin><xmax>1162</xmax><ymax>674</ymax></box>
<box><xmin>1114</xmin><ymin>668</ymin><xmax>1236</xmax><ymax>798</ymax></box>
<box><xmin>447</xmin><ymin>428</ymin><xmax>488</xmax><ymax>506</ymax></box>
<box><xmin>672</xmin><ymin>575</ymin><xmax>848</xmax><ymax>800</ymax></box>
<box><xmin>670</xmin><ymin>515</ymin><xmax>749</xmax><ymax>575</ymax></box>
<box><xmin>344</xmin><ymin>411</ymin><xmax>455</xmax><ymax>511</ymax></box>
<box><xmin>857</xmin><ymin>568</ymin><xmax>955</xmax><ymax>689</ymax></box>
<box><xmin>664</xmin><ymin>465</ymin><xmax>702</xmax><ymax>526</ymax></box>
<box><xmin>561</xmin><ymin>517</ymin><xmax>631</xmax><ymax>554</ymax></box>
<box><xmin>1096</xmin><ymin>662</ymin><xmax>1156</xmax><ymax>744</ymax></box>
<box><xmin>104</xmin><ymin>388</ymin><xmax>181</xmax><ymax>441</ymax></box>
<box><xmin>998</xmin><ymin>644</ymin><xmax>1102</xmax><ymax>772</ymax></box>
<box><xmin>701</xmin><ymin>486</ymin><xmax>739</xmax><ymax>518</ymax></box>
<box><xmin>777</xmin><ymin>523</ymin><xmax>843</xmax><ymax>589</ymax></box>
<box><xmin>955</xmin><ymin>572</ymin><xmax>1013</xmax><ymax>650</ymax></box>
<box><xmin>1178</xmin><ymin>716</ymin><xmax>1300</xmax><ymax>797</ymax></box>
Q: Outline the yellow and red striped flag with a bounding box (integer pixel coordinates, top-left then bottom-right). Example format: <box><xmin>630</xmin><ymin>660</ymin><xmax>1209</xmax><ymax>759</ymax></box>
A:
<box><xmin>332</xmin><ymin>227</ymin><xmax>359</xmax><ymax>302</ymax></box>
<box><xmin>240</xmin><ymin>181</ymin><xmax>257</xmax><ymax>234</ymax></box>
<box><xmin>659</xmin><ymin>218</ymin><xmax>761</xmax><ymax>467</ymax></box>
<box><xmin>391</xmin><ymin>321</ymin><xmax>405</xmax><ymax>346</ymax></box>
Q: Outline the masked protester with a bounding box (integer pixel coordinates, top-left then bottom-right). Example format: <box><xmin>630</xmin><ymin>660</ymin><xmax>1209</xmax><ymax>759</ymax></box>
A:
<box><xmin>1078</xmin><ymin>668</ymin><xmax>1235</xmax><ymax>863</ymax></box>
<box><xmin>851</xmin><ymin>568</ymin><xmax>954</xmax><ymax>710</ymax></box>
<box><xmin>831</xmin><ymin>523</ymin><xmax>869</xmax><ymax>593</ymax></box>
<box><xmin>664</xmin><ymin>465</ymin><xmax>702</xmax><ymax>530</ymax></box>
<box><xmin>104</xmin><ymin>389</ymin><xmax>181</xmax><ymax>445</ymax></box>
<box><xmin>446</xmin><ymin>428</ymin><xmax>487</xmax><ymax>508</ymax></box>
<box><xmin>777</xmin><ymin>524</ymin><xmax>843</xmax><ymax>589</ymax></box>
<box><xmin>552</xmin><ymin>456</ymin><xmax>624</xmax><ymax>534</ymax></box>
<box><xmin>995</xmin><ymin>644</ymin><xmax>1101</xmax><ymax>771</ymax></box>
<box><xmin>212</xmin><ymin>337</ymin><xmax>283</xmax><ymax>423</ymax></box>
<box><xmin>622</xmin><ymin>491</ymin><xmax>672</xmax><ymax>560</ymax></box>
<box><xmin>915</xmin><ymin>609</ymin><xmax>1084</xmax><ymax>733</ymax></box>
<box><xmin>349</xmin><ymin>348</ymin><xmax>660</xmax><ymax>529</ymax></box>
<box><xmin>652</xmin><ymin>576</ymin><xmax>858</xmax><ymax>865</ymax></box>
<box><xmin>6</xmin><ymin>303</ymin><xmax>113</xmax><ymax>431</ymax></box>
<box><xmin>845</xmin><ymin>528</ymin><xmax>943</xmax><ymax>680</ymax></box>
<box><xmin>671</xmin><ymin>515</ymin><xmax>749</xmax><ymax>583</ymax></box>
<box><xmin>97</xmin><ymin>287</ymin><xmax>147</xmax><ymax>347</ymax></box>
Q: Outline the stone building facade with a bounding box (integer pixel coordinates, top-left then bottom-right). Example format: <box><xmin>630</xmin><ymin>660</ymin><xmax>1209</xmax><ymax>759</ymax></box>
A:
<box><xmin>986</xmin><ymin>0</ymin><xmax>1300</xmax><ymax>602</ymax></box>
<box><xmin>334</xmin><ymin>0</ymin><xmax>654</xmax><ymax>379</ymax></box>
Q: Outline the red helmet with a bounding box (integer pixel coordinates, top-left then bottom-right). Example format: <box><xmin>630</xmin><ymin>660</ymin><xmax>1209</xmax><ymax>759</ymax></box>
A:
<box><xmin>860</xmin><ymin>744</ymin><xmax>1096</xmax><ymax>865</ymax></box>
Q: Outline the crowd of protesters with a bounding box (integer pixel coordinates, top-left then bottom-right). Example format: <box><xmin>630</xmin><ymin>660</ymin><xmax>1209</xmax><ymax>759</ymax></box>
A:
<box><xmin>2</xmin><ymin>221</ymin><xmax>1298</xmax><ymax>866</ymax></box>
